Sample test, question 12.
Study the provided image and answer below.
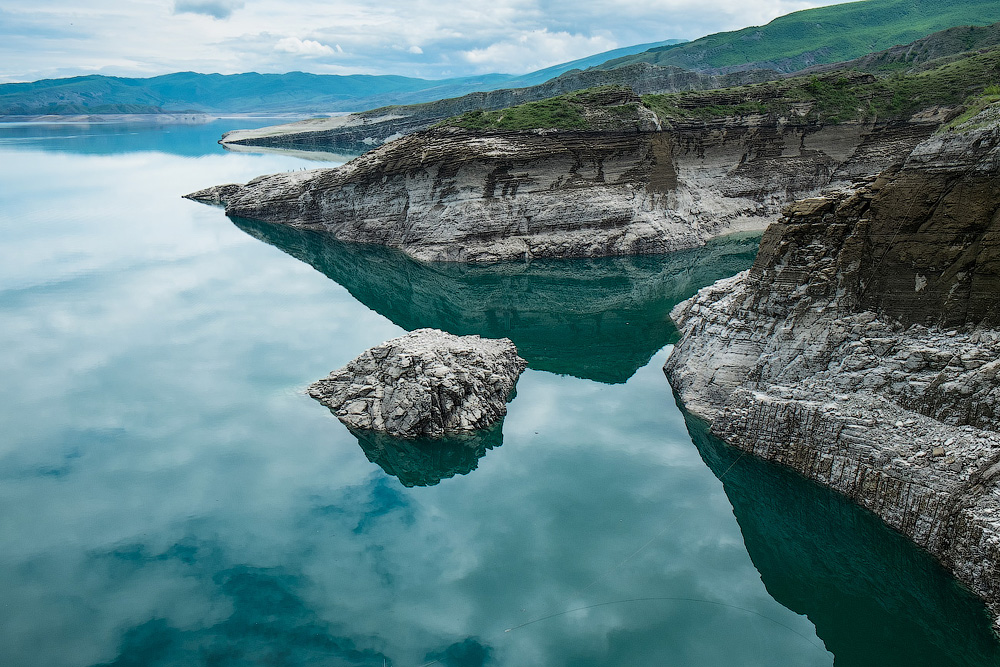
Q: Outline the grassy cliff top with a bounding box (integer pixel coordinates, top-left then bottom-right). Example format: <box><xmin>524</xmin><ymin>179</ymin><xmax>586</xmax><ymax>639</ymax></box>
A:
<box><xmin>437</xmin><ymin>46</ymin><xmax>1000</xmax><ymax>131</ymax></box>
<box><xmin>438</xmin><ymin>86</ymin><xmax>654</xmax><ymax>131</ymax></box>
<box><xmin>644</xmin><ymin>46</ymin><xmax>1000</xmax><ymax>124</ymax></box>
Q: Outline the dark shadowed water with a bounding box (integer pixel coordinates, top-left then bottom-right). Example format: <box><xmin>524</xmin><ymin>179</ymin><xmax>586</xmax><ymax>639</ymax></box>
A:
<box><xmin>1</xmin><ymin>119</ymin><xmax>997</xmax><ymax>667</ymax></box>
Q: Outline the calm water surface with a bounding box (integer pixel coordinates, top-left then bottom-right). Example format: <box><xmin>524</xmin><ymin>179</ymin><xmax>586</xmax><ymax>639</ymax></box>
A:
<box><xmin>1</xmin><ymin>120</ymin><xmax>998</xmax><ymax>666</ymax></box>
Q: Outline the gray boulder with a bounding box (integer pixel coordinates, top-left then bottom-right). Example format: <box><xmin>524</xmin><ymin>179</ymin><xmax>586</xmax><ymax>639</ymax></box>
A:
<box><xmin>308</xmin><ymin>329</ymin><xmax>526</xmax><ymax>437</ymax></box>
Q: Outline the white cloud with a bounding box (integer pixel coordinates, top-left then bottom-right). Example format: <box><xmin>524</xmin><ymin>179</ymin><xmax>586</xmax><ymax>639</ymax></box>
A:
<box><xmin>173</xmin><ymin>0</ymin><xmax>244</xmax><ymax>20</ymax></box>
<box><xmin>0</xmin><ymin>0</ymin><xmax>864</xmax><ymax>82</ymax></box>
<box><xmin>274</xmin><ymin>37</ymin><xmax>339</xmax><ymax>57</ymax></box>
<box><xmin>462</xmin><ymin>28</ymin><xmax>617</xmax><ymax>74</ymax></box>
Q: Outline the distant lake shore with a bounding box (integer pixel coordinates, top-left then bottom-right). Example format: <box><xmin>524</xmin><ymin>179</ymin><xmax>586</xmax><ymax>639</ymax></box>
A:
<box><xmin>0</xmin><ymin>112</ymin><xmax>331</xmax><ymax>125</ymax></box>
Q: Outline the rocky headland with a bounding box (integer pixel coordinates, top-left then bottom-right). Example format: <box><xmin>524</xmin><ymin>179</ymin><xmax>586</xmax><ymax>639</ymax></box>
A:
<box><xmin>664</xmin><ymin>103</ymin><xmax>1000</xmax><ymax>629</ymax></box>
<box><xmin>309</xmin><ymin>328</ymin><xmax>526</xmax><ymax>438</ymax></box>
<box><xmin>188</xmin><ymin>80</ymin><xmax>951</xmax><ymax>262</ymax></box>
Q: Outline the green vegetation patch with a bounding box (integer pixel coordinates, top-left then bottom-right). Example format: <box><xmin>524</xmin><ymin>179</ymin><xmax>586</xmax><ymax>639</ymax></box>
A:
<box><xmin>643</xmin><ymin>47</ymin><xmax>1000</xmax><ymax>125</ymax></box>
<box><xmin>597</xmin><ymin>0</ymin><xmax>1000</xmax><ymax>74</ymax></box>
<box><xmin>938</xmin><ymin>87</ymin><xmax>1000</xmax><ymax>132</ymax></box>
<box><xmin>440</xmin><ymin>86</ymin><xmax>641</xmax><ymax>131</ymax></box>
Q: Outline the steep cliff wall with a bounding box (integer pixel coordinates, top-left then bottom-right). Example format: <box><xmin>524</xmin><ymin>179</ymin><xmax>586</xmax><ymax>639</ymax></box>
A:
<box><xmin>664</xmin><ymin>105</ymin><xmax>1000</xmax><ymax>629</ymax></box>
<box><xmin>189</xmin><ymin>103</ymin><xmax>941</xmax><ymax>262</ymax></box>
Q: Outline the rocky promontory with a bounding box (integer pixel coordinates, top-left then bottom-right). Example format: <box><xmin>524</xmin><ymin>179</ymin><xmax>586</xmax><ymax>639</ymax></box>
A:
<box><xmin>187</xmin><ymin>82</ymin><xmax>946</xmax><ymax>262</ymax></box>
<box><xmin>664</xmin><ymin>104</ymin><xmax>1000</xmax><ymax>628</ymax></box>
<box><xmin>309</xmin><ymin>328</ymin><xmax>526</xmax><ymax>438</ymax></box>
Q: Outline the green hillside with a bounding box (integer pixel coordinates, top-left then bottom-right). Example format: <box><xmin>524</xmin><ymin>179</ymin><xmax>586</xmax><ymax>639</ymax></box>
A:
<box><xmin>597</xmin><ymin>0</ymin><xmax>1000</xmax><ymax>74</ymax></box>
<box><xmin>442</xmin><ymin>45</ymin><xmax>1000</xmax><ymax>131</ymax></box>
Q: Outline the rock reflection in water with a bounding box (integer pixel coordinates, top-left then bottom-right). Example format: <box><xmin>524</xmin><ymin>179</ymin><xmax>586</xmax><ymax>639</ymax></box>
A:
<box><xmin>350</xmin><ymin>422</ymin><xmax>503</xmax><ymax>487</ymax></box>
<box><xmin>684</xmin><ymin>414</ymin><xmax>1000</xmax><ymax>667</ymax></box>
<box><xmin>232</xmin><ymin>218</ymin><xmax>758</xmax><ymax>384</ymax></box>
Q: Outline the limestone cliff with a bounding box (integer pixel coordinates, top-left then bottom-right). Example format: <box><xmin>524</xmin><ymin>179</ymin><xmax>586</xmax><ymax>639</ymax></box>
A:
<box><xmin>664</xmin><ymin>105</ymin><xmax>1000</xmax><ymax>629</ymax></box>
<box><xmin>188</xmin><ymin>96</ymin><xmax>941</xmax><ymax>262</ymax></box>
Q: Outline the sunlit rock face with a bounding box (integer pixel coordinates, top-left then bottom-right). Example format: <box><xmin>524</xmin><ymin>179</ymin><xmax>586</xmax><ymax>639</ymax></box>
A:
<box><xmin>665</xmin><ymin>106</ymin><xmax>1000</xmax><ymax>630</ymax></box>
<box><xmin>309</xmin><ymin>329</ymin><xmax>526</xmax><ymax>438</ymax></box>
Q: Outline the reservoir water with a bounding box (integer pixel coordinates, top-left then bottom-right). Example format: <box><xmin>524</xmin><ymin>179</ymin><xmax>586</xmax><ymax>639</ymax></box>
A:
<box><xmin>1</xmin><ymin>120</ymin><xmax>998</xmax><ymax>666</ymax></box>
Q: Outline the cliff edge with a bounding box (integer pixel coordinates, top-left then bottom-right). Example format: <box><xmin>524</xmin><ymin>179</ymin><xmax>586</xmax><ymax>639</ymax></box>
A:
<box><xmin>664</xmin><ymin>102</ymin><xmax>1000</xmax><ymax>629</ymax></box>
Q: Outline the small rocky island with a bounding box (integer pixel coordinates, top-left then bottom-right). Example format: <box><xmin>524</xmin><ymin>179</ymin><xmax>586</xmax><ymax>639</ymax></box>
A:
<box><xmin>308</xmin><ymin>328</ymin><xmax>526</xmax><ymax>438</ymax></box>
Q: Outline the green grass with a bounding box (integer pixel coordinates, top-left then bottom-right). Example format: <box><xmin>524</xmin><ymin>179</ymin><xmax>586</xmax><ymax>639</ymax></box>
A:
<box><xmin>444</xmin><ymin>97</ymin><xmax>589</xmax><ymax>130</ymax></box>
<box><xmin>597</xmin><ymin>0</ymin><xmax>1000</xmax><ymax>74</ymax></box>
<box><xmin>938</xmin><ymin>88</ymin><xmax>1000</xmax><ymax>131</ymax></box>
<box><xmin>438</xmin><ymin>46</ymin><xmax>1000</xmax><ymax>132</ymax></box>
<box><xmin>440</xmin><ymin>86</ymin><xmax>640</xmax><ymax>131</ymax></box>
<box><xmin>642</xmin><ymin>47</ymin><xmax>1000</xmax><ymax>125</ymax></box>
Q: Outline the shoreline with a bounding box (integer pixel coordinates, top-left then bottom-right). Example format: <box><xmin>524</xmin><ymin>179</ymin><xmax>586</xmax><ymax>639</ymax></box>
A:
<box><xmin>0</xmin><ymin>112</ymin><xmax>323</xmax><ymax>125</ymax></box>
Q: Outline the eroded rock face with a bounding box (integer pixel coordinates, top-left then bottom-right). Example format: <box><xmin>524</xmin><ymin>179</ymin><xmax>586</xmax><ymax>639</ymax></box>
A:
<box><xmin>664</xmin><ymin>107</ymin><xmax>1000</xmax><ymax>629</ymax></box>
<box><xmin>308</xmin><ymin>329</ymin><xmax>526</xmax><ymax>438</ymax></box>
<box><xmin>186</xmin><ymin>113</ymin><xmax>939</xmax><ymax>262</ymax></box>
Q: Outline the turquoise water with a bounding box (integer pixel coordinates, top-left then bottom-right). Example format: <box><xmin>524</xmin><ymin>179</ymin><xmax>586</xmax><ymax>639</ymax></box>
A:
<box><xmin>1</xmin><ymin>120</ymin><xmax>997</xmax><ymax>666</ymax></box>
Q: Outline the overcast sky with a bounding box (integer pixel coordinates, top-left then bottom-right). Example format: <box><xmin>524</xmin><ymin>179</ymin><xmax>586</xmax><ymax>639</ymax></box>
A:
<box><xmin>0</xmin><ymin>0</ymin><xmax>851</xmax><ymax>83</ymax></box>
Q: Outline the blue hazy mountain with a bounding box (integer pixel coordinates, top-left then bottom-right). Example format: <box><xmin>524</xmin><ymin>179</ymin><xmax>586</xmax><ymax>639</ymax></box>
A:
<box><xmin>0</xmin><ymin>40</ymin><xmax>682</xmax><ymax>115</ymax></box>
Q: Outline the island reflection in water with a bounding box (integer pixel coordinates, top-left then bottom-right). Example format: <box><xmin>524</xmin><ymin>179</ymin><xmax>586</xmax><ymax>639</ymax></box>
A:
<box><xmin>685</xmin><ymin>414</ymin><xmax>1000</xmax><ymax>667</ymax></box>
<box><xmin>350</xmin><ymin>423</ymin><xmax>504</xmax><ymax>487</ymax></box>
<box><xmin>232</xmin><ymin>217</ymin><xmax>759</xmax><ymax>385</ymax></box>
<box><xmin>234</xmin><ymin>217</ymin><xmax>758</xmax><ymax>486</ymax></box>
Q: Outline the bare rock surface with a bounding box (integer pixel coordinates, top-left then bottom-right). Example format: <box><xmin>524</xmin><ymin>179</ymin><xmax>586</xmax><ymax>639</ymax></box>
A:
<box><xmin>664</xmin><ymin>105</ymin><xmax>1000</xmax><ymax>629</ymax></box>
<box><xmin>308</xmin><ymin>328</ymin><xmax>526</xmax><ymax>438</ymax></box>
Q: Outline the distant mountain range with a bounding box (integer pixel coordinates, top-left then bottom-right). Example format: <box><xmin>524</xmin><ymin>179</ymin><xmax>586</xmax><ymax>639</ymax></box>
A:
<box><xmin>4</xmin><ymin>0</ymin><xmax>1000</xmax><ymax>117</ymax></box>
<box><xmin>0</xmin><ymin>40</ymin><xmax>683</xmax><ymax>116</ymax></box>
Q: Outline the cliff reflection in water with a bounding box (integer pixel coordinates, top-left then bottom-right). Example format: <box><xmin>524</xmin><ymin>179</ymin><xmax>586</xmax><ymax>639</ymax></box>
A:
<box><xmin>350</xmin><ymin>423</ymin><xmax>503</xmax><ymax>487</ymax></box>
<box><xmin>685</xmin><ymin>415</ymin><xmax>1000</xmax><ymax>667</ymax></box>
<box><xmin>233</xmin><ymin>217</ymin><xmax>759</xmax><ymax>384</ymax></box>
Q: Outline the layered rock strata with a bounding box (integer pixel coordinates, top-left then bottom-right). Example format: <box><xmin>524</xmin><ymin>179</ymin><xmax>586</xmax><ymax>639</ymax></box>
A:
<box><xmin>664</xmin><ymin>109</ymin><xmax>1000</xmax><ymax>628</ymax></box>
<box><xmin>309</xmin><ymin>329</ymin><xmax>526</xmax><ymax>438</ymax></box>
<box><xmin>188</xmin><ymin>109</ymin><xmax>942</xmax><ymax>262</ymax></box>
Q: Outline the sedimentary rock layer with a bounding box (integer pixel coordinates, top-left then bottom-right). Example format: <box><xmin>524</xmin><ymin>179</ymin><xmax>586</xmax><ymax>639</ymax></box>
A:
<box><xmin>188</xmin><ymin>111</ymin><xmax>940</xmax><ymax>262</ymax></box>
<box><xmin>664</xmin><ymin>107</ymin><xmax>1000</xmax><ymax>628</ymax></box>
<box><xmin>309</xmin><ymin>328</ymin><xmax>526</xmax><ymax>438</ymax></box>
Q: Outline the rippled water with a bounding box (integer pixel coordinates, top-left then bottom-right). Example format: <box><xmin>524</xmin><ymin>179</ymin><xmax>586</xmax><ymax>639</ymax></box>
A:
<box><xmin>1</xmin><ymin>119</ymin><xmax>997</xmax><ymax>666</ymax></box>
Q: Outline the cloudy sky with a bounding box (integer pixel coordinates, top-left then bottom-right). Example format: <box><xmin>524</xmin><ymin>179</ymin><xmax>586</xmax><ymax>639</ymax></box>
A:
<box><xmin>0</xmin><ymin>0</ymin><xmax>849</xmax><ymax>83</ymax></box>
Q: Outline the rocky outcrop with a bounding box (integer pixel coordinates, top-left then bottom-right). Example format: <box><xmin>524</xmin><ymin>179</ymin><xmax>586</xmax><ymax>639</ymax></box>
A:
<box><xmin>189</xmin><ymin>107</ymin><xmax>942</xmax><ymax>262</ymax></box>
<box><xmin>309</xmin><ymin>329</ymin><xmax>526</xmax><ymax>438</ymax></box>
<box><xmin>664</xmin><ymin>106</ymin><xmax>1000</xmax><ymax>629</ymax></box>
